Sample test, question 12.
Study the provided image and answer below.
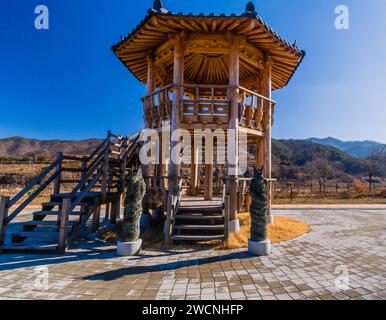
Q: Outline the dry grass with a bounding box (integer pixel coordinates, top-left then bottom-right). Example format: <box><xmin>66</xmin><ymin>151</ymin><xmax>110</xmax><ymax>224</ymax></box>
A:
<box><xmin>223</xmin><ymin>213</ymin><xmax>311</xmax><ymax>250</ymax></box>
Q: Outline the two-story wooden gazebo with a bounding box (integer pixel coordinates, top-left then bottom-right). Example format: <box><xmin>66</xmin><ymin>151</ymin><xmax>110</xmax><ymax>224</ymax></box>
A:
<box><xmin>112</xmin><ymin>1</ymin><xmax>304</xmax><ymax>243</ymax></box>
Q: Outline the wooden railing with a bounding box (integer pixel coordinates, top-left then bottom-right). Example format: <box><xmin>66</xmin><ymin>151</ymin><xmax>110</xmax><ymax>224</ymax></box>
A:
<box><xmin>142</xmin><ymin>84</ymin><xmax>173</xmax><ymax>129</ymax></box>
<box><xmin>181</xmin><ymin>84</ymin><xmax>229</xmax><ymax>125</ymax></box>
<box><xmin>238</xmin><ymin>86</ymin><xmax>276</xmax><ymax>131</ymax></box>
<box><xmin>142</xmin><ymin>84</ymin><xmax>275</xmax><ymax>131</ymax></box>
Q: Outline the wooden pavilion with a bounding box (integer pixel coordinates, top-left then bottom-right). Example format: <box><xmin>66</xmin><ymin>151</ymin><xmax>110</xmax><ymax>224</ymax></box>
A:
<box><xmin>112</xmin><ymin>1</ymin><xmax>304</xmax><ymax>243</ymax></box>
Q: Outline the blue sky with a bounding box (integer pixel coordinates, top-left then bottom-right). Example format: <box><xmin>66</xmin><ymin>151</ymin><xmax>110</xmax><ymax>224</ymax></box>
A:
<box><xmin>1</xmin><ymin>0</ymin><xmax>385</xmax><ymax>143</ymax></box>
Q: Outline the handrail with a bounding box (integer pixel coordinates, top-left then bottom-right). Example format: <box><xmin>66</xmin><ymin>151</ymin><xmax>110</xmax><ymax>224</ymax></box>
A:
<box><xmin>238</xmin><ymin>85</ymin><xmax>276</xmax><ymax>104</ymax></box>
<box><xmin>87</xmin><ymin>137</ymin><xmax>109</xmax><ymax>162</ymax></box>
<box><xmin>141</xmin><ymin>84</ymin><xmax>173</xmax><ymax>100</ymax></box>
<box><xmin>8</xmin><ymin>157</ymin><xmax>62</xmax><ymax>207</ymax></box>
<box><xmin>5</xmin><ymin>169</ymin><xmax>61</xmax><ymax>224</ymax></box>
<box><xmin>70</xmin><ymin>150</ymin><xmax>106</xmax><ymax>196</ymax></box>
<box><xmin>70</xmin><ymin>169</ymin><xmax>103</xmax><ymax>211</ymax></box>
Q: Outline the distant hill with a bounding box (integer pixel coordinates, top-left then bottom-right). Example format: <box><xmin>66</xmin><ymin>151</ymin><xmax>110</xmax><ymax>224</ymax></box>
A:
<box><xmin>307</xmin><ymin>137</ymin><xmax>385</xmax><ymax>159</ymax></box>
<box><xmin>0</xmin><ymin>137</ymin><xmax>102</xmax><ymax>159</ymax></box>
<box><xmin>272</xmin><ymin>139</ymin><xmax>369</xmax><ymax>183</ymax></box>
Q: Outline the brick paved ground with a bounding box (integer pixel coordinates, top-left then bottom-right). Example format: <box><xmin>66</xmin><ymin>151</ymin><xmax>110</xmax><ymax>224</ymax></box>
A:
<box><xmin>0</xmin><ymin>209</ymin><xmax>385</xmax><ymax>300</ymax></box>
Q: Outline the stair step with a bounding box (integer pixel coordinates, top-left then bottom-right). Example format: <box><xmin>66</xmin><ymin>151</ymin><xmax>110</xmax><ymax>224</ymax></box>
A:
<box><xmin>42</xmin><ymin>201</ymin><xmax>62</xmax><ymax>207</ymax></box>
<box><xmin>42</xmin><ymin>201</ymin><xmax>91</xmax><ymax>208</ymax></box>
<box><xmin>0</xmin><ymin>244</ymin><xmax>59</xmax><ymax>253</ymax></box>
<box><xmin>175</xmin><ymin>215</ymin><xmax>223</xmax><ymax>220</ymax></box>
<box><xmin>24</xmin><ymin>220</ymin><xmax>78</xmax><ymax>227</ymax></box>
<box><xmin>171</xmin><ymin>235</ymin><xmax>225</xmax><ymax>241</ymax></box>
<box><xmin>33</xmin><ymin>211</ymin><xmax>82</xmax><ymax>217</ymax></box>
<box><xmin>51</xmin><ymin>192</ymin><xmax>100</xmax><ymax>199</ymax></box>
<box><xmin>12</xmin><ymin>231</ymin><xmax>60</xmax><ymax>238</ymax></box>
<box><xmin>174</xmin><ymin>224</ymin><xmax>224</xmax><ymax>230</ymax></box>
<box><xmin>179</xmin><ymin>206</ymin><xmax>222</xmax><ymax>214</ymax></box>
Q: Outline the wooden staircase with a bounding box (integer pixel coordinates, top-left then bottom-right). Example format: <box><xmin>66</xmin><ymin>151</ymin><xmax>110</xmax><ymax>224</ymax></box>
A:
<box><xmin>0</xmin><ymin>132</ymin><xmax>139</xmax><ymax>254</ymax></box>
<box><xmin>171</xmin><ymin>203</ymin><xmax>225</xmax><ymax>242</ymax></box>
<box><xmin>164</xmin><ymin>178</ymin><xmax>230</xmax><ymax>244</ymax></box>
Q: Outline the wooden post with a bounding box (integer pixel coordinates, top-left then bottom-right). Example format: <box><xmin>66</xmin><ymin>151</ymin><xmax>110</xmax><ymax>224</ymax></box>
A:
<box><xmin>261</xmin><ymin>56</ymin><xmax>273</xmax><ymax>215</ymax></box>
<box><xmin>190</xmin><ymin>143</ymin><xmax>199</xmax><ymax>196</ymax></box>
<box><xmin>224</xmin><ymin>195</ymin><xmax>230</xmax><ymax>242</ymax></box>
<box><xmin>119</xmin><ymin>138</ymin><xmax>128</xmax><ymax>193</ymax></box>
<box><xmin>92</xmin><ymin>204</ymin><xmax>101</xmax><ymax>233</ymax></box>
<box><xmin>204</xmin><ymin>164</ymin><xmax>214</xmax><ymax>201</ymax></box>
<box><xmin>101</xmin><ymin>131</ymin><xmax>111</xmax><ymax>204</ymax></box>
<box><xmin>53</xmin><ymin>152</ymin><xmax>63</xmax><ymax>195</ymax></box>
<box><xmin>228</xmin><ymin>34</ymin><xmax>239</xmax><ymax>222</ymax></box>
<box><xmin>110</xmin><ymin>199</ymin><xmax>119</xmax><ymax>225</ymax></box>
<box><xmin>256</xmin><ymin>137</ymin><xmax>264</xmax><ymax>168</ymax></box>
<box><xmin>0</xmin><ymin>196</ymin><xmax>10</xmax><ymax>245</ymax></box>
<box><xmin>143</xmin><ymin>54</ymin><xmax>156</xmax><ymax>195</ymax></box>
<box><xmin>168</xmin><ymin>33</ymin><xmax>185</xmax><ymax>195</ymax></box>
<box><xmin>58</xmin><ymin>198</ymin><xmax>70</xmax><ymax>252</ymax></box>
<box><xmin>164</xmin><ymin>195</ymin><xmax>173</xmax><ymax>245</ymax></box>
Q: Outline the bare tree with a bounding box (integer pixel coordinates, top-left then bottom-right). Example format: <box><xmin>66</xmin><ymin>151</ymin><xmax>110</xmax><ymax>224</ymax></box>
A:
<box><xmin>365</xmin><ymin>145</ymin><xmax>386</xmax><ymax>192</ymax></box>
<box><xmin>314</xmin><ymin>156</ymin><xmax>330</xmax><ymax>193</ymax></box>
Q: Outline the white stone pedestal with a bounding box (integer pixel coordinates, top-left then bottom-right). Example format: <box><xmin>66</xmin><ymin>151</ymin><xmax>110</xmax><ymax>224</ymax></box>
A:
<box><xmin>117</xmin><ymin>239</ymin><xmax>142</xmax><ymax>256</ymax></box>
<box><xmin>248</xmin><ymin>239</ymin><xmax>271</xmax><ymax>256</ymax></box>
<box><xmin>229</xmin><ymin>219</ymin><xmax>240</xmax><ymax>233</ymax></box>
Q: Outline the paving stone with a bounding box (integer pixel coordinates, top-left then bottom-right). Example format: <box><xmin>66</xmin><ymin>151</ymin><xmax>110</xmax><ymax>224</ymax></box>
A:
<box><xmin>0</xmin><ymin>209</ymin><xmax>385</xmax><ymax>300</ymax></box>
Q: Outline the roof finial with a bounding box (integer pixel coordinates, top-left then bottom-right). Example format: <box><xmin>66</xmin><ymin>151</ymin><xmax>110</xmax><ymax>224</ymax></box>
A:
<box><xmin>153</xmin><ymin>0</ymin><xmax>162</xmax><ymax>10</ymax></box>
<box><xmin>150</xmin><ymin>0</ymin><xmax>169</xmax><ymax>14</ymax></box>
<box><xmin>244</xmin><ymin>1</ymin><xmax>257</xmax><ymax>17</ymax></box>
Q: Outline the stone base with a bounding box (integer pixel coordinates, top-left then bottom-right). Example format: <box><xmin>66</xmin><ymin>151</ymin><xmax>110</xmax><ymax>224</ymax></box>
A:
<box><xmin>229</xmin><ymin>219</ymin><xmax>240</xmax><ymax>233</ymax></box>
<box><xmin>248</xmin><ymin>239</ymin><xmax>271</xmax><ymax>256</ymax></box>
<box><xmin>268</xmin><ymin>215</ymin><xmax>275</xmax><ymax>225</ymax></box>
<box><xmin>117</xmin><ymin>239</ymin><xmax>142</xmax><ymax>256</ymax></box>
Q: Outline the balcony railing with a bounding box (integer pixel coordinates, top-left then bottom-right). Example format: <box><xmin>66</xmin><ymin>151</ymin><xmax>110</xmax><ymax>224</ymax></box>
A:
<box><xmin>141</xmin><ymin>84</ymin><xmax>275</xmax><ymax>131</ymax></box>
<box><xmin>182</xmin><ymin>84</ymin><xmax>229</xmax><ymax>125</ymax></box>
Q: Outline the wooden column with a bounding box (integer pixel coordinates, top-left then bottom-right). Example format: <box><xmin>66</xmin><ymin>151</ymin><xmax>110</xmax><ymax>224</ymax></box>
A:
<box><xmin>168</xmin><ymin>33</ymin><xmax>185</xmax><ymax>194</ymax></box>
<box><xmin>58</xmin><ymin>198</ymin><xmax>70</xmax><ymax>253</ymax></box>
<box><xmin>228</xmin><ymin>34</ymin><xmax>240</xmax><ymax>222</ymax></box>
<box><xmin>256</xmin><ymin>137</ymin><xmax>264</xmax><ymax>168</ymax></box>
<box><xmin>190</xmin><ymin>142</ymin><xmax>199</xmax><ymax>196</ymax></box>
<box><xmin>143</xmin><ymin>54</ymin><xmax>155</xmax><ymax>177</ymax></box>
<box><xmin>261</xmin><ymin>56</ymin><xmax>273</xmax><ymax>215</ymax></box>
<box><xmin>92</xmin><ymin>204</ymin><xmax>101</xmax><ymax>233</ymax></box>
<box><xmin>204</xmin><ymin>164</ymin><xmax>214</xmax><ymax>201</ymax></box>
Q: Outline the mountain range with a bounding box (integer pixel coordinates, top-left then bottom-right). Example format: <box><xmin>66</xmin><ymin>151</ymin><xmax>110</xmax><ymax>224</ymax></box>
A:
<box><xmin>307</xmin><ymin>137</ymin><xmax>385</xmax><ymax>159</ymax></box>
<box><xmin>0</xmin><ymin>137</ymin><xmax>102</xmax><ymax>159</ymax></box>
<box><xmin>0</xmin><ymin>136</ymin><xmax>384</xmax><ymax>182</ymax></box>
